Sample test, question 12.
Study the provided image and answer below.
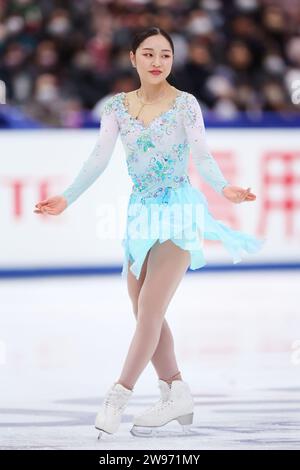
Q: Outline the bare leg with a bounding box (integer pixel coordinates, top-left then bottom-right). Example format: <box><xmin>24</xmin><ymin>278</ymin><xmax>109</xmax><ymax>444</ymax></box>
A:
<box><xmin>117</xmin><ymin>240</ymin><xmax>190</xmax><ymax>390</ymax></box>
<box><xmin>126</xmin><ymin>249</ymin><xmax>183</xmax><ymax>383</ymax></box>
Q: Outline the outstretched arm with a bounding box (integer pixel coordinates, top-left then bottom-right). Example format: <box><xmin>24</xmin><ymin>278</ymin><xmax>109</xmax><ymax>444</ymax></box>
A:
<box><xmin>182</xmin><ymin>93</ymin><xmax>257</xmax><ymax>203</ymax></box>
<box><xmin>182</xmin><ymin>92</ymin><xmax>230</xmax><ymax>195</ymax></box>
<box><xmin>61</xmin><ymin>95</ymin><xmax>119</xmax><ymax>207</ymax></box>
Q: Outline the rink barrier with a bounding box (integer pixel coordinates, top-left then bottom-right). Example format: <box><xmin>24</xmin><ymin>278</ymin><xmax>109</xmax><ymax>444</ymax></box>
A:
<box><xmin>0</xmin><ymin>262</ymin><xmax>300</xmax><ymax>279</ymax></box>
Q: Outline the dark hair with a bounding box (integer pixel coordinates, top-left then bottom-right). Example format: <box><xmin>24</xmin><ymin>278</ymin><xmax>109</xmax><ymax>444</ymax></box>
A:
<box><xmin>130</xmin><ymin>27</ymin><xmax>176</xmax><ymax>85</ymax></box>
<box><xmin>131</xmin><ymin>27</ymin><xmax>174</xmax><ymax>55</ymax></box>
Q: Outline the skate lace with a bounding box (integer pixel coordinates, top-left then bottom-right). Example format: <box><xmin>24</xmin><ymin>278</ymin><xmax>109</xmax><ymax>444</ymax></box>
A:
<box><xmin>103</xmin><ymin>389</ymin><xmax>128</xmax><ymax>414</ymax></box>
<box><xmin>144</xmin><ymin>398</ymin><xmax>174</xmax><ymax>414</ymax></box>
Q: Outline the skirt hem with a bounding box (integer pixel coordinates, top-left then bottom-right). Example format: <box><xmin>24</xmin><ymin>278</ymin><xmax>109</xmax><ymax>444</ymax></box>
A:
<box><xmin>121</xmin><ymin>183</ymin><xmax>266</xmax><ymax>280</ymax></box>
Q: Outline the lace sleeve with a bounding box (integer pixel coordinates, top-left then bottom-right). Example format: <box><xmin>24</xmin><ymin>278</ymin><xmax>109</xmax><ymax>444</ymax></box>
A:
<box><xmin>60</xmin><ymin>95</ymin><xmax>119</xmax><ymax>207</ymax></box>
<box><xmin>183</xmin><ymin>92</ymin><xmax>230</xmax><ymax>195</ymax></box>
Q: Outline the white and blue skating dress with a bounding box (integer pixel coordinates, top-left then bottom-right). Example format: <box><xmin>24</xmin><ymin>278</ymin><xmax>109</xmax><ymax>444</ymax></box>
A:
<box><xmin>61</xmin><ymin>90</ymin><xmax>265</xmax><ymax>280</ymax></box>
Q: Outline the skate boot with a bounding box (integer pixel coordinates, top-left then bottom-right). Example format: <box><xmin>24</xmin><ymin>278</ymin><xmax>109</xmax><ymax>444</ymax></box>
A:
<box><xmin>95</xmin><ymin>382</ymin><xmax>133</xmax><ymax>438</ymax></box>
<box><xmin>130</xmin><ymin>379</ymin><xmax>194</xmax><ymax>437</ymax></box>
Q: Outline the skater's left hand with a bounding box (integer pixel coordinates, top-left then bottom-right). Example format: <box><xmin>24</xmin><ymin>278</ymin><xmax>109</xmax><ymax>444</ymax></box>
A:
<box><xmin>222</xmin><ymin>185</ymin><xmax>256</xmax><ymax>203</ymax></box>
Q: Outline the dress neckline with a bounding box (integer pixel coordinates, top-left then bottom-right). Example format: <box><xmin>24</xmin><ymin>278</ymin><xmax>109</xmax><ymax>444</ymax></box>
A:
<box><xmin>120</xmin><ymin>89</ymin><xmax>184</xmax><ymax>130</ymax></box>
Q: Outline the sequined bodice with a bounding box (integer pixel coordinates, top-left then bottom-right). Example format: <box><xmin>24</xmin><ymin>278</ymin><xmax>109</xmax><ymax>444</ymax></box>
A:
<box><xmin>116</xmin><ymin>91</ymin><xmax>191</xmax><ymax>202</ymax></box>
<box><xmin>61</xmin><ymin>90</ymin><xmax>230</xmax><ymax>207</ymax></box>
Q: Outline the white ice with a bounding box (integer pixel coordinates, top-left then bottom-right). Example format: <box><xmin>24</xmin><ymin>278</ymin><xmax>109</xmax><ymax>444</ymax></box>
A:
<box><xmin>0</xmin><ymin>270</ymin><xmax>299</xmax><ymax>450</ymax></box>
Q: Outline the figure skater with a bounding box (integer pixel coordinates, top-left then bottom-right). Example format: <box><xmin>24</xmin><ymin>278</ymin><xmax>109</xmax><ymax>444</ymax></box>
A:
<box><xmin>34</xmin><ymin>27</ymin><xmax>265</xmax><ymax>438</ymax></box>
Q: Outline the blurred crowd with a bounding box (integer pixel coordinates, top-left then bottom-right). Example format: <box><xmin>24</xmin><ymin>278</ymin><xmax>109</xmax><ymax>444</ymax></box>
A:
<box><xmin>0</xmin><ymin>0</ymin><xmax>299</xmax><ymax>127</ymax></box>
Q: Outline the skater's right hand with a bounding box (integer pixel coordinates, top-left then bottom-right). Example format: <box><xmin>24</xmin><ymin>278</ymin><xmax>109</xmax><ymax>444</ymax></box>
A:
<box><xmin>34</xmin><ymin>195</ymin><xmax>67</xmax><ymax>215</ymax></box>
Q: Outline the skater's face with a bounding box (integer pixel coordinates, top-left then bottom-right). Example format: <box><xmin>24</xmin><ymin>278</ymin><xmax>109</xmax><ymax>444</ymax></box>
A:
<box><xmin>130</xmin><ymin>35</ymin><xmax>173</xmax><ymax>84</ymax></box>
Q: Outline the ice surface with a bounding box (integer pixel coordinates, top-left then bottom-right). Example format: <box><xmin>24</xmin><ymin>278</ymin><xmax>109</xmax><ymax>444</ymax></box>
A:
<box><xmin>0</xmin><ymin>271</ymin><xmax>299</xmax><ymax>450</ymax></box>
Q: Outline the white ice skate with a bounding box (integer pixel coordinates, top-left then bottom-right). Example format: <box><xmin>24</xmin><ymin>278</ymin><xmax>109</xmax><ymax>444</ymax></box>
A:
<box><xmin>95</xmin><ymin>382</ymin><xmax>133</xmax><ymax>439</ymax></box>
<box><xmin>130</xmin><ymin>379</ymin><xmax>195</xmax><ymax>437</ymax></box>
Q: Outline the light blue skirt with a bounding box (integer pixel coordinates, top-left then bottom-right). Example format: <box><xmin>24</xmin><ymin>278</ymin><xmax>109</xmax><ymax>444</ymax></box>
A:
<box><xmin>121</xmin><ymin>182</ymin><xmax>266</xmax><ymax>280</ymax></box>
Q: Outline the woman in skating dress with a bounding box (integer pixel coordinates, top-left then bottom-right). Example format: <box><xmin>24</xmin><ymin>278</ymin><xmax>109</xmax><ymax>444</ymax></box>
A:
<box><xmin>34</xmin><ymin>27</ymin><xmax>265</xmax><ymax>438</ymax></box>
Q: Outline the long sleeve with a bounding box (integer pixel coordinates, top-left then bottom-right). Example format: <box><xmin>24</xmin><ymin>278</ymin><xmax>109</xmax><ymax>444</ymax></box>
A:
<box><xmin>61</xmin><ymin>95</ymin><xmax>119</xmax><ymax>207</ymax></box>
<box><xmin>183</xmin><ymin>92</ymin><xmax>230</xmax><ymax>194</ymax></box>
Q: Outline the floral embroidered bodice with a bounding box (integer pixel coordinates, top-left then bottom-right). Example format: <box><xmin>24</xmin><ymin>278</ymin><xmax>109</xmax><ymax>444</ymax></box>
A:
<box><xmin>61</xmin><ymin>90</ymin><xmax>230</xmax><ymax>207</ymax></box>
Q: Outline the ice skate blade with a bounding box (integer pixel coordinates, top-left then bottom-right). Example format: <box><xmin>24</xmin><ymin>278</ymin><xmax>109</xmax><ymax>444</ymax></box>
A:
<box><xmin>95</xmin><ymin>425</ymin><xmax>113</xmax><ymax>440</ymax></box>
<box><xmin>130</xmin><ymin>424</ymin><xmax>198</xmax><ymax>438</ymax></box>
